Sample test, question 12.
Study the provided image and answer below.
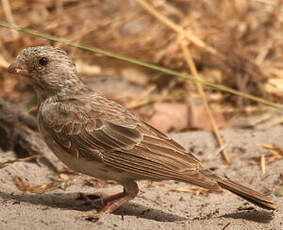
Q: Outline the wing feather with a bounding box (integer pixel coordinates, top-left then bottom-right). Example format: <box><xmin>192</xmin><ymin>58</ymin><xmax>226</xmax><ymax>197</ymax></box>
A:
<box><xmin>39</xmin><ymin>94</ymin><xmax>205</xmax><ymax>183</ymax></box>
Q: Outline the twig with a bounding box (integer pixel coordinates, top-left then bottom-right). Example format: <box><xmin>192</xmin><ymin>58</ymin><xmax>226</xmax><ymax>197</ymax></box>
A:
<box><xmin>136</xmin><ymin>0</ymin><xmax>219</xmax><ymax>55</ymax></box>
<box><xmin>0</xmin><ymin>54</ymin><xmax>10</xmax><ymax>68</ymax></box>
<box><xmin>260</xmin><ymin>155</ymin><xmax>266</xmax><ymax>175</ymax></box>
<box><xmin>250</xmin><ymin>113</ymin><xmax>272</xmax><ymax>127</ymax></box>
<box><xmin>266</xmin><ymin>117</ymin><xmax>283</xmax><ymax>127</ymax></box>
<box><xmin>0</xmin><ymin>155</ymin><xmax>39</xmax><ymax>169</ymax></box>
<box><xmin>0</xmin><ymin>21</ymin><xmax>283</xmax><ymax>110</ymax></box>
<box><xmin>180</xmin><ymin>41</ymin><xmax>230</xmax><ymax>164</ymax></box>
<box><xmin>222</xmin><ymin>223</ymin><xmax>231</xmax><ymax>230</ymax></box>
<box><xmin>2</xmin><ymin>0</ymin><xmax>18</xmax><ymax>39</ymax></box>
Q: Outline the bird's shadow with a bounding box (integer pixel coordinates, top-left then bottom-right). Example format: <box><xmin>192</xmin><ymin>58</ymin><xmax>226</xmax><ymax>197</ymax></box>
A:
<box><xmin>0</xmin><ymin>191</ymin><xmax>275</xmax><ymax>223</ymax></box>
<box><xmin>220</xmin><ymin>209</ymin><xmax>275</xmax><ymax>223</ymax></box>
<box><xmin>0</xmin><ymin>191</ymin><xmax>184</xmax><ymax>222</ymax></box>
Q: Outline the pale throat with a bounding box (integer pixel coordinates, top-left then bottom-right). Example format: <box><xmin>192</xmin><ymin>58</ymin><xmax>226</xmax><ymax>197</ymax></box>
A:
<box><xmin>33</xmin><ymin>73</ymin><xmax>90</xmax><ymax>103</ymax></box>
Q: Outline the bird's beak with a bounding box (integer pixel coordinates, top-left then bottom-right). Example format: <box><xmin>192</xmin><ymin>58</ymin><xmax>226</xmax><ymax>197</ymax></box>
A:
<box><xmin>7</xmin><ymin>60</ymin><xmax>29</xmax><ymax>76</ymax></box>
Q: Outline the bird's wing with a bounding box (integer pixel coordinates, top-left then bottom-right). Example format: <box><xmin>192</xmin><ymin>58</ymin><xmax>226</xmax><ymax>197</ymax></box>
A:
<box><xmin>40</xmin><ymin>94</ymin><xmax>218</xmax><ymax>188</ymax></box>
<box><xmin>39</xmin><ymin>94</ymin><xmax>142</xmax><ymax>161</ymax></box>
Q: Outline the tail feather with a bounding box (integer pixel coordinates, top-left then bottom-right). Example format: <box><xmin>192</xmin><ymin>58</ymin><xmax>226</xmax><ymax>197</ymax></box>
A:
<box><xmin>201</xmin><ymin>169</ymin><xmax>277</xmax><ymax>210</ymax></box>
<box><xmin>217</xmin><ymin>178</ymin><xmax>277</xmax><ymax>210</ymax></box>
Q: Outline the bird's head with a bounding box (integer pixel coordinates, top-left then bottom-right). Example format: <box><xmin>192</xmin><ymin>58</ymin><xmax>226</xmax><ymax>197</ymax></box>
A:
<box><xmin>8</xmin><ymin>46</ymin><xmax>86</xmax><ymax>101</ymax></box>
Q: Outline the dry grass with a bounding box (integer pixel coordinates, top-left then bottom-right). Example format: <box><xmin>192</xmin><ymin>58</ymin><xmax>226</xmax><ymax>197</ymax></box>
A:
<box><xmin>0</xmin><ymin>0</ymin><xmax>282</xmax><ymax>123</ymax></box>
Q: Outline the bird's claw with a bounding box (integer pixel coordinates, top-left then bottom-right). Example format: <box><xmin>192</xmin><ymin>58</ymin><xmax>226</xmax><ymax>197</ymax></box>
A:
<box><xmin>76</xmin><ymin>192</ymin><xmax>105</xmax><ymax>206</ymax></box>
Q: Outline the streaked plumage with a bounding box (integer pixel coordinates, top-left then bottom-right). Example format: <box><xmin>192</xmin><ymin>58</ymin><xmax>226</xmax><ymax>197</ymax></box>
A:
<box><xmin>8</xmin><ymin>46</ymin><xmax>277</xmax><ymax>216</ymax></box>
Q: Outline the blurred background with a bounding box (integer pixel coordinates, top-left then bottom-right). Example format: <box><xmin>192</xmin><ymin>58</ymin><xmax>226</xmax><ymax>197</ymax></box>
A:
<box><xmin>0</xmin><ymin>0</ymin><xmax>283</xmax><ymax>133</ymax></box>
<box><xmin>0</xmin><ymin>2</ymin><xmax>283</xmax><ymax>225</ymax></box>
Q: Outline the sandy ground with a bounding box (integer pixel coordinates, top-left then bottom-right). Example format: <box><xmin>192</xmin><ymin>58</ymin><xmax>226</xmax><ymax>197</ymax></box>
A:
<box><xmin>0</xmin><ymin>124</ymin><xmax>282</xmax><ymax>230</ymax></box>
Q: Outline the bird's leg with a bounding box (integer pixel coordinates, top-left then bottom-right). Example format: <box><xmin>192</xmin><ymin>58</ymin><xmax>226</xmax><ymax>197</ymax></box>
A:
<box><xmin>76</xmin><ymin>181</ymin><xmax>139</xmax><ymax>219</ymax></box>
<box><xmin>76</xmin><ymin>194</ymin><xmax>134</xmax><ymax>219</ymax></box>
<box><xmin>77</xmin><ymin>191</ymin><xmax>127</xmax><ymax>206</ymax></box>
<box><xmin>76</xmin><ymin>192</ymin><xmax>104</xmax><ymax>206</ymax></box>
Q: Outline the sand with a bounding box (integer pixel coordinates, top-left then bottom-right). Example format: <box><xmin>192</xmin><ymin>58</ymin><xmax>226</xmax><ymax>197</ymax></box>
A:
<box><xmin>0</xmin><ymin>125</ymin><xmax>282</xmax><ymax>229</ymax></box>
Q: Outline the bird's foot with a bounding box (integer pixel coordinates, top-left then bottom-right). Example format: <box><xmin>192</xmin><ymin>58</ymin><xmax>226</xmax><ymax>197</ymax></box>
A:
<box><xmin>75</xmin><ymin>193</ymin><xmax>133</xmax><ymax>219</ymax></box>
<box><xmin>76</xmin><ymin>192</ymin><xmax>104</xmax><ymax>207</ymax></box>
<box><xmin>76</xmin><ymin>191</ymin><xmax>126</xmax><ymax>207</ymax></box>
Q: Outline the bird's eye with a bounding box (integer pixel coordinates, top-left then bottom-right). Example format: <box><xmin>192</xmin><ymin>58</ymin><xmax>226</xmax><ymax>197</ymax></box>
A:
<box><xmin>39</xmin><ymin>57</ymin><xmax>48</xmax><ymax>66</ymax></box>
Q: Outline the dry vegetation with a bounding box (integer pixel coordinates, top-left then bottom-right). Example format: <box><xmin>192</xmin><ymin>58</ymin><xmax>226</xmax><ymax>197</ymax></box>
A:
<box><xmin>0</xmin><ymin>0</ymin><xmax>283</xmax><ymax>132</ymax></box>
<box><xmin>0</xmin><ymin>2</ymin><xmax>282</xmax><ymax>222</ymax></box>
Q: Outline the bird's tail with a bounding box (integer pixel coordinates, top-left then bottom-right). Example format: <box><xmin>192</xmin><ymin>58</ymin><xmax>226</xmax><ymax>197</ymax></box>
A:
<box><xmin>201</xmin><ymin>169</ymin><xmax>277</xmax><ymax>210</ymax></box>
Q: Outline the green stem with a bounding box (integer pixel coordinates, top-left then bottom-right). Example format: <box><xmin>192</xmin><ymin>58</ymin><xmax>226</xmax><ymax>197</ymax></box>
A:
<box><xmin>1</xmin><ymin>21</ymin><xmax>282</xmax><ymax>110</ymax></box>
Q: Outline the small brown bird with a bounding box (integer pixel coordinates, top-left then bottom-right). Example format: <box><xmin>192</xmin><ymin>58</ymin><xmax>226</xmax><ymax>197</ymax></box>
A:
<box><xmin>8</xmin><ymin>46</ymin><xmax>276</xmax><ymax>217</ymax></box>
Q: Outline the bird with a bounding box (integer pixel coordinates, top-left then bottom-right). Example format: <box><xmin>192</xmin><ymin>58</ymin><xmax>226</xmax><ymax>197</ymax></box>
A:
<box><xmin>7</xmin><ymin>46</ymin><xmax>277</xmax><ymax>218</ymax></box>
